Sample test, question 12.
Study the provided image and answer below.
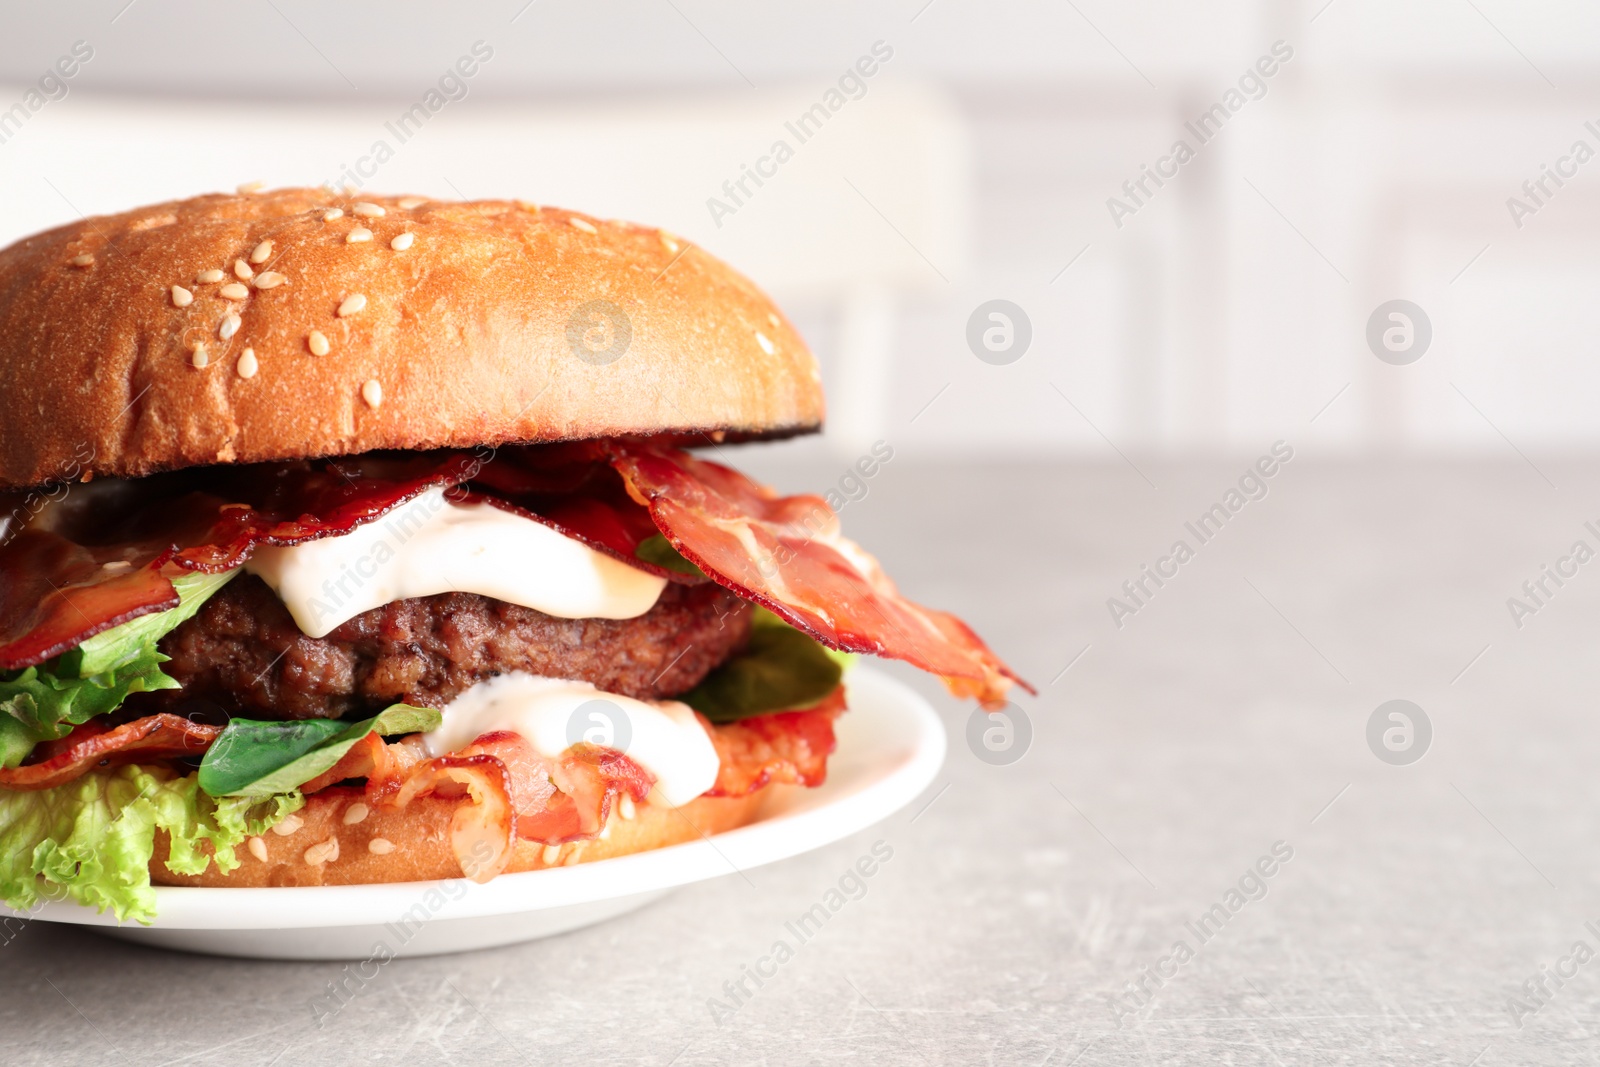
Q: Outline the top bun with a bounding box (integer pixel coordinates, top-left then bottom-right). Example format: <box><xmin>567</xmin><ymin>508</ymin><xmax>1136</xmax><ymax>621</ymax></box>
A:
<box><xmin>0</xmin><ymin>188</ymin><xmax>823</xmax><ymax>490</ymax></box>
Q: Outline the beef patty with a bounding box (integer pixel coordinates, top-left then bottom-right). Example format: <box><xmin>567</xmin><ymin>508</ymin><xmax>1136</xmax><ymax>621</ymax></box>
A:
<box><xmin>139</xmin><ymin>575</ymin><xmax>752</xmax><ymax>721</ymax></box>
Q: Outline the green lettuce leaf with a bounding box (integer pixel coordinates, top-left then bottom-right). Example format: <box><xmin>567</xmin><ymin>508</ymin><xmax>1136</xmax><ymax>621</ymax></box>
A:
<box><xmin>198</xmin><ymin>704</ymin><xmax>441</xmax><ymax>798</ymax></box>
<box><xmin>57</xmin><ymin>569</ymin><xmax>238</xmax><ymax>678</ymax></box>
<box><xmin>0</xmin><ymin>763</ymin><xmax>302</xmax><ymax>923</ymax></box>
<box><xmin>0</xmin><ymin>569</ymin><xmax>239</xmax><ymax>769</ymax></box>
<box><xmin>681</xmin><ymin>610</ymin><xmax>849</xmax><ymax>723</ymax></box>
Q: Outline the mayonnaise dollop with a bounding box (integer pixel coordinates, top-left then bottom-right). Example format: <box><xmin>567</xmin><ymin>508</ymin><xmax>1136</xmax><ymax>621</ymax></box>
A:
<box><xmin>244</xmin><ymin>487</ymin><xmax>667</xmax><ymax>637</ymax></box>
<box><xmin>422</xmin><ymin>673</ymin><xmax>719</xmax><ymax>807</ymax></box>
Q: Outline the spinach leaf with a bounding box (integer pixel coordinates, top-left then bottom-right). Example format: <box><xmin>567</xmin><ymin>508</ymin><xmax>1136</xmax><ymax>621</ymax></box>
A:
<box><xmin>198</xmin><ymin>704</ymin><xmax>441</xmax><ymax>797</ymax></box>
<box><xmin>681</xmin><ymin>611</ymin><xmax>845</xmax><ymax>723</ymax></box>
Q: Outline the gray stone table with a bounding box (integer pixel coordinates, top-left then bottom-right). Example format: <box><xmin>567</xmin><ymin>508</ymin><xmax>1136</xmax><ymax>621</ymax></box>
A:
<box><xmin>5</xmin><ymin>458</ymin><xmax>1599</xmax><ymax>1066</ymax></box>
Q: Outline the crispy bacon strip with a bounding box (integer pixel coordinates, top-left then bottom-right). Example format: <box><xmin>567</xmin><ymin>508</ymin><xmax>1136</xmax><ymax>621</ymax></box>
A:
<box><xmin>0</xmin><ymin>532</ymin><xmax>179</xmax><ymax>669</ymax></box>
<box><xmin>452</xmin><ymin>731</ymin><xmax>654</xmax><ymax>844</ymax></box>
<box><xmin>704</xmin><ymin>687</ymin><xmax>845</xmax><ymax>797</ymax></box>
<box><xmin>169</xmin><ymin>451</ymin><xmax>488</xmax><ymax>571</ymax></box>
<box><xmin>461</xmin><ymin>443</ymin><xmax>701</xmax><ymax>583</ymax></box>
<box><xmin>529</xmin><ymin>742</ymin><xmax>656</xmax><ymax>842</ymax></box>
<box><xmin>0</xmin><ymin>452</ymin><xmax>484</xmax><ymax>668</ymax></box>
<box><xmin>457</xmin><ymin>731</ymin><xmax>559</xmax><ymax>837</ymax></box>
<box><xmin>309</xmin><ymin>729</ymin><xmax>656</xmax><ymax>848</ymax></box>
<box><xmin>0</xmin><ymin>714</ymin><xmax>220</xmax><ymax>791</ymax></box>
<box><xmin>606</xmin><ymin>443</ymin><xmax>1028</xmax><ymax>707</ymax></box>
<box><xmin>299</xmin><ymin>732</ymin><xmax>427</xmax><ymax>795</ymax></box>
<box><xmin>0</xmin><ymin>441</ymin><xmax>1024</xmax><ymax>714</ymax></box>
<box><xmin>389</xmin><ymin>754</ymin><xmax>516</xmax><ymax>883</ymax></box>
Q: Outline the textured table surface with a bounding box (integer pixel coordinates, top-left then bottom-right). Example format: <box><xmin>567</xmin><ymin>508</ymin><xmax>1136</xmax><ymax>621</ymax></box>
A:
<box><xmin>6</xmin><ymin>457</ymin><xmax>1599</xmax><ymax>1067</ymax></box>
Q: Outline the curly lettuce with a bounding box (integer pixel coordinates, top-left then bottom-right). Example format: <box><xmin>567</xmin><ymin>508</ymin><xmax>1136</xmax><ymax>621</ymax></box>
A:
<box><xmin>0</xmin><ymin>569</ymin><xmax>238</xmax><ymax>768</ymax></box>
<box><xmin>0</xmin><ymin>763</ymin><xmax>302</xmax><ymax>923</ymax></box>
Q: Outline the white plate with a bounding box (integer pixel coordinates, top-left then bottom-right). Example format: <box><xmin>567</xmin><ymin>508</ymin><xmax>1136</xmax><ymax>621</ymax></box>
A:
<box><xmin>5</xmin><ymin>667</ymin><xmax>944</xmax><ymax>960</ymax></box>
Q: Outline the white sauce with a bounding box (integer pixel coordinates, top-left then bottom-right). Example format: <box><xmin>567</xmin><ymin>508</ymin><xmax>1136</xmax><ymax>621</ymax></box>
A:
<box><xmin>244</xmin><ymin>487</ymin><xmax>667</xmax><ymax>638</ymax></box>
<box><xmin>422</xmin><ymin>673</ymin><xmax>719</xmax><ymax>807</ymax></box>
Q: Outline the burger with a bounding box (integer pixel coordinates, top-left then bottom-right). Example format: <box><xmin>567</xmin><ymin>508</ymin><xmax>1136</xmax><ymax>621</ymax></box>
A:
<box><xmin>0</xmin><ymin>188</ymin><xmax>1025</xmax><ymax>923</ymax></box>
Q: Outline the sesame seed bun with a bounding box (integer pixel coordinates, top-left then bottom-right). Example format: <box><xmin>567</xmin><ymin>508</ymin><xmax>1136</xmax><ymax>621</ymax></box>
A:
<box><xmin>149</xmin><ymin>785</ymin><xmax>771</xmax><ymax>888</ymax></box>
<box><xmin>0</xmin><ymin>188</ymin><xmax>823</xmax><ymax>490</ymax></box>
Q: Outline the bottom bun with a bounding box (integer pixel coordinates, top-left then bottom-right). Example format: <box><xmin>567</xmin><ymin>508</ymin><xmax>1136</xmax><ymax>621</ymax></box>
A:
<box><xmin>151</xmin><ymin>788</ymin><xmax>771</xmax><ymax>888</ymax></box>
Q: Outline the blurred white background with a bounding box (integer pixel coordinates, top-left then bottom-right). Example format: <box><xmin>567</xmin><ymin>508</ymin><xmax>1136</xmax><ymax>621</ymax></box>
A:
<box><xmin>2</xmin><ymin>0</ymin><xmax>1597</xmax><ymax>459</ymax></box>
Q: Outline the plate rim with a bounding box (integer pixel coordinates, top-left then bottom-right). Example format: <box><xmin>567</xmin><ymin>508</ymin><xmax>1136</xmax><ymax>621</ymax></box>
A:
<box><xmin>5</xmin><ymin>666</ymin><xmax>946</xmax><ymax>931</ymax></box>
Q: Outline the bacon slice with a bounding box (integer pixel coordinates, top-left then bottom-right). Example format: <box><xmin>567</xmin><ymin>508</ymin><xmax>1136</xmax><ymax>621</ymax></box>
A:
<box><xmin>299</xmin><ymin>731</ymin><xmax>426</xmax><ymax>795</ymax></box>
<box><xmin>447</xmin><ymin>731</ymin><xmax>654</xmax><ymax>844</ymax></box>
<box><xmin>169</xmin><ymin>450</ymin><xmax>487</xmax><ymax>571</ymax></box>
<box><xmin>0</xmin><ymin>441</ymin><xmax>1024</xmax><ymax>712</ymax></box>
<box><xmin>309</xmin><ymin>729</ymin><xmax>655</xmax><ymax>848</ymax></box>
<box><xmin>389</xmin><ymin>754</ymin><xmax>516</xmax><ymax>883</ymax></box>
<box><xmin>0</xmin><ymin>453</ymin><xmax>485</xmax><ymax>667</ymax></box>
<box><xmin>0</xmin><ymin>714</ymin><xmax>221</xmax><ymax>791</ymax></box>
<box><xmin>0</xmin><ymin>531</ymin><xmax>179</xmax><ymax>669</ymax></box>
<box><xmin>309</xmin><ymin>732</ymin><xmax>518</xmax><ymax>880</ymax></box>
<box><xmin>0</xmin><ymin>696</ymin><xmax>839</xmax><ymax>852</ymax></box>
<box><xmin>606</xmin><ymin>443</ymin><xmax>1028</xmax><ymax>707</ymax></box>
<box><xmin>461</xmin><ymin>443</ymin><xmax>702</xmax><ymax>583</ymax></box>
<box><xmin>535</xmin><ymin>742</ymin><xmax>656</xmax><ymax>841</ymax></box>
<box><xmin>704</xmin><ymin>687</ymin><xmax>845</xmax><ymax>797</ymax></box>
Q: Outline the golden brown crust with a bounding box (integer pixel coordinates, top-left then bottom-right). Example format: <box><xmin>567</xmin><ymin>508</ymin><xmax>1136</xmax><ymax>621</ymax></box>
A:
<box><xmin>149</xmin><ymin>786</ymin><xmax>770</xmax><ymax>888</ymax></box>
<box><xmin>0</xmin><ymin>188</ymin><xmax>822</xmax><ymax>490</ymax></box>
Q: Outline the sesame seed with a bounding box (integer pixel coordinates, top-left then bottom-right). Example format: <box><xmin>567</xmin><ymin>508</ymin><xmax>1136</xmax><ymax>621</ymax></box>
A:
<box><xmin>219</xmin><ymin>313</ymin><xmax>241</xmax><ymax>340</ymax></box>
<box><xmin>338</xmin><ymin>293</ymin><xmax>367</xmax><ymax>317</ymax></box>
<box><xmin>233</xmin><ymin>258</ymin><xmax>254</xmax><ymax>281</ymax></box>
<box><xmin>361</xmin><ymin>378</ymin><xmax>383</xmax><ymax>408</ymax></box>
<box><xmin>190</xmin><ymin>343</ymin><xmax>209</xmax><ymax>369</ymax></box>
<box><xmin>347</xmin><ymin>227</ymin><xmax>373</xmax><ymax>244</ymax></box>
<box><xmin>343</xmin><ymin>803</ymin><xmax>369</xmax><ymax>825</ymax></box>
<box><xmin>236</xmin><ymin>181</ymin><xmax>265</xmax><ymax>194</ymax></box>
<box><xmin>352</xmin><ymin>202</ymin><xmax>386</xmax><ymax>217</ymax></box>
<box><xmin>541</xmin><ymin>844</ymin><xmax>562</xmax><ymax>865</ymax></box>
<box><xmin>368</xmin><ymin>837</ymin><xmax>395</xmax><ymax>855</ymax></box>
<box><xmin>755</xmin><ymin>331</ymin><xmax>775</xmax><ymax>355</ymax></box>
<box><xmin>250</xmin><ymin>240</ymin><xmax>273</xmax><ymax>264</ymax></box>
<box><xmin>246</xmin><ymin>836</ymin><xmax>268</xmax><ymax>862</ymax></box>
<box><xmin>131</xmin><ymin>214</ymin><xmax>176</xmax><ymax>232</ymax></box>
<box><xmin>323</xmin><ymin>208</ymin><xmax>344</xmax><ymax>221</ymax></box>
<box><xmin>563</xmin><ymin>846</ymin><xmax>582</xmax><ymax>866</ymax></box>
<box><xmin>569</xmin><ymin>217</ymin><xmax>598</xmax><ymax>234</ymax></box>
<box><xmin>100</xmin><ymin>561</ymin><xmax>133</xmax><ymax>573</ymax></box>
<box><xmin>237</xmin><ymin>348</ymin><xmax>258</xmax><ymax>379</ymax></box>
<box><xmin>254</xmin><ymin>271</ymin><xmax>286</xmax><ymax>289</ymax></box>
<box><xmin>197</xmin><ymin>269</ymin><xmax>224</xmax><ymax>283</ymax></box>
<box><xmin>619</xmin><ymin>793</ymin><xmax>636</xmax><ymax>820</ymax></box>
<box><xmin>517</xmin><ymin>200</ymin><xmax>541</xmax><ymax>213</ymax></box>
<box><xmin>390</xmin><ymin>232</ymin><xmax>414</xmax><ymax>251</ymax></box>
<box><xmin>660</xmin><ymin>232</ymin><xmax>679</xmax><ymax>254</ymax></box>
<box><xmin>218</xmin><ymin>282</ymin><xmax>250</xmax><ymax>301</ymax></box>
<box><xmin>171</xmin><ymin>285</ymin><xmax>193</xmax><ymax>308</ymax></box>
<box><xmin>397</xmin><ymin>197</ymin><xmax>426</xmax><ymax>210</ymax></box>
<box><xmin>307</xmin><ymin>330</ymin><xmax>330</xmax><ymax>356</ymax></box>
<box><xmin>304</xmin><ymin>836</ymin><xmax>340</xmax><ymax>866</ymax></box>
<box><xmin>70</xmin><ymin>253</ymin><xmax>94</xmax><ymax>267</ymax></box>
<box><xmin>271</xmin><ymin>815</ymin><xmax>304</xmax><ymax>837</ymax></box>
<box><xmin>768</xmin><ymin>312</ymin><xmax>780</xmax><ymax>328</ymax></box>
